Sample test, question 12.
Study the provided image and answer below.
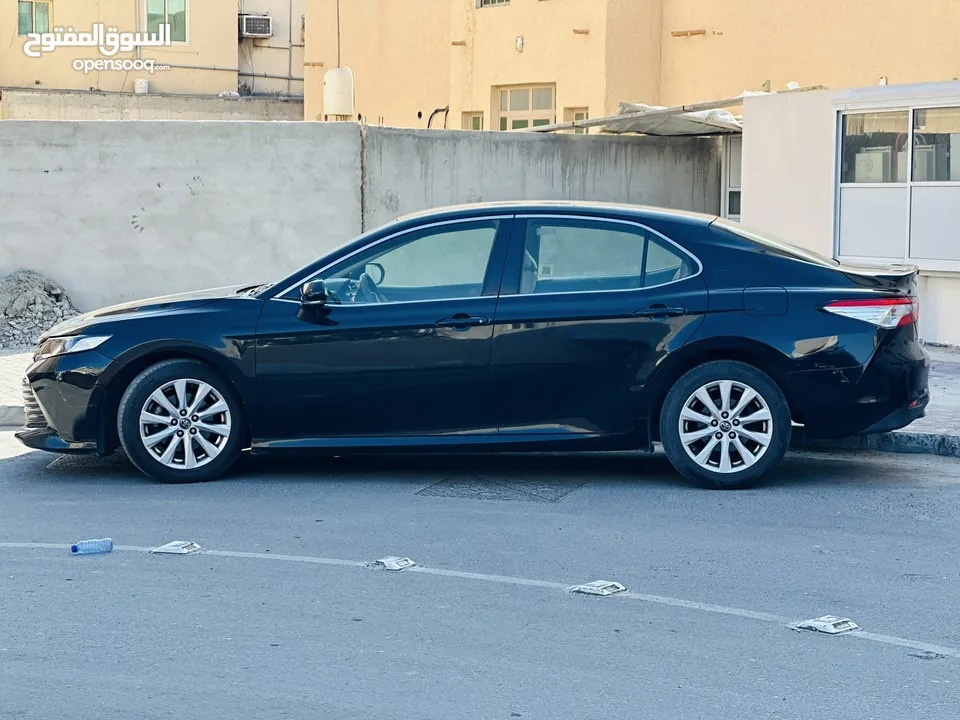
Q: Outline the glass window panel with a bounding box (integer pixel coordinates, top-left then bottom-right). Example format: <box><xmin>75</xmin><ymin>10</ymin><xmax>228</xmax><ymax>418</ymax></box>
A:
<box><xmin>913</xmin><ymin>107</ymin><xmax>960</xmax><ymax>182</ymax></box>
<box><xmin>520</xmin><ymin>220</ymin><xmax>647</xmax><ymax>294</ymax></box>
<box><xmin>500</xmin><ymin>90</ymin><xmax>508</xmax><ymax>112</ymax></box>
<box><xmin>322</xmin><ymin>222</ymin><xmax>499</xmax><ymax>303</ymax></box>
<box><xmin>532</xmin><ymin>87</ymin><xmax>554</xmax><ymax>111</ymax></box>
<box><xmin>33</xmin><ymin>2</ymin><xmax>49</xmax><ymax>33</ymax></box>
<box><xmin>840</xmin><ymin>111</ymin><xmax>909</xmax><ymax>183</ymax></box>
<box><xmin>511</xmin><ymin>119</ymin><xmax>529</xmax><ymax>130</ymax></box>
<box><xmin>168</xmin><ymin>0</ymin><xmax>187</xmax><ymax>42</ymax></box>
<box><xmin>18</xmin><ymin>2</ymin><xmax>33</xmax><ymax>35</ymax></box>
<box><xmin>727</xmin><ymin>190</ymin><xmax>742</xmax><ymax>217</ymax></box>
<box><xmin>509</xmin><ymin>89</ymin><xmax>529</xmax><ymax>111</ymax></box>
<box><xmin>644</xmin><ymin>236</ymin><xmax>695</xmax><ymax>286</ymax></box>
<box><xmin>500</xmin><ymin>117</ymin><xmax>508</xmax><ymax>131</ymax></box>
<box><xmin>472</xmin><ymin>115</ymin><xmax>482</xmax><ymax>130</ymax></box>
<box><xmin>532</xmin><ymin>118</ymin><xmax>550</xmax><ymax>127</ymax></box>
<box><xmin>146</xmin><ymin>0</ymin><xmax>165</xmax><ymax>35</ymax></box>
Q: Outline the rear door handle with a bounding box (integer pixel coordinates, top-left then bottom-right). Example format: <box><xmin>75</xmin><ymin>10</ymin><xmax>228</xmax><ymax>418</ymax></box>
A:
<box><xmin>633</xmin><ymin>306</ymin><xmax>687</xmax><ymax>318</ymax></box>
<box><xmin>435</xmin><ymin>315</ymin><xmax>490</xmax><ymax>328</ymax></box>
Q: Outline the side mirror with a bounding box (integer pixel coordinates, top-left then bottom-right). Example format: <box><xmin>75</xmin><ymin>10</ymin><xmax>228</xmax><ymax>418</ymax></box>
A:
<box><xmin>300</xmin><ymin>280</ymin><xmax>327</xmax><ymax>307</ymax></box>
<box><xmin>365</xmin><ymin>262</ymin><xmax>386</xmax><ymax>285</ymax></box>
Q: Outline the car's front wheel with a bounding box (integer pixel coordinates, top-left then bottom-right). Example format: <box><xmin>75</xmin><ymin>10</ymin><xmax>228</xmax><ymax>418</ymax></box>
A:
<box><xmin>660</xmin><ymin>360</ymin><xmax>791</xmax><ymax>489</ymax></box>
<box><xmin>117</xmin><ymin>359</ymin><xmax>245</xmax><ymax>483</ymax></box>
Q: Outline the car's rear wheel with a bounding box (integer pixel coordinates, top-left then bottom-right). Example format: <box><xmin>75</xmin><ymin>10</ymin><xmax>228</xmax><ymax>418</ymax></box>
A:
<box><xmin>117</xmin><ymin>359</ymin><xmax>244</xmax><ymax>483</ymax></box>
<box><xmin>660</xmin><ymin>360</ymin><xmax>791</xmax><ymax>489</ymax></box>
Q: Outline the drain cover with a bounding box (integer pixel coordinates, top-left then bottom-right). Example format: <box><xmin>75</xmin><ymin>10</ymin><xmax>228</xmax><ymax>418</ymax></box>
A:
<box><xmin>795</xmin><ymin>616</ymin><xmax>859</xmax><ymax>634</ymax></box>
<box><xmin>416</xmin><ymin>476</ymin><xmax>585</xmax><ymax>503</ymax></box>
<box><xmin>151</xmin><ymin>541</ymin><xmax>202</xmax><ymax>555</ymax></box>
<box><xmin>370</xmin><ymin>556</ymin><xmax>416</xmax><ymax>571</ymax></box>
<box><xmin>571</xmin><ymin>581</ymin><xmax>626</xmax><ymax>596</ymax></box>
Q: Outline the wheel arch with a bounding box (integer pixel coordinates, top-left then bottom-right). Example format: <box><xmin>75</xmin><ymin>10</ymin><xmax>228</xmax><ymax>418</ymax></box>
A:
<box><xmin>642</xmin><ymin>337</ymin><xmax>798</xmax><ymax>443</ymax></box>
<box><xmin>98</xmin><ymin>342</ymin><xmax>253</xmax><ymax>454</ymax></box>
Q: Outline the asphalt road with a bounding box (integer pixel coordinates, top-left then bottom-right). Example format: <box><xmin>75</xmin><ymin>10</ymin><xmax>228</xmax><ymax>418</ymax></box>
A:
<box><xmin>2</xmin><ymin>431</ymin><xmax>959</xmax><ymax>720</ymax></box>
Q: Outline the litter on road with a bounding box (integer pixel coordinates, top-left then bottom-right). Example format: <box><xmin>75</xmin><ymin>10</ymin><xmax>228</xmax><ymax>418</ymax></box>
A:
<box><xmin>369</xmin><ymin>556</ymin><xmax>416</xmax><ymax>571</ymax></box>
<box><xmin>151</xmin><ymin>541</ymin><xmax>202</xmax><ymax>555</ymax></box>
<box><xmin>571</xmin><ymin>581</ymin><xmax>627</xmax><ymax>596</ymax></box>
<box><xmin>795</xmin><ymin>616</ymin><xmax>860</xmax><ymax>634</ymax></box>
<box><xmin>70</xmin><ymin>538</ymin><xmax>113</xmax><ymax>555</ymax></box>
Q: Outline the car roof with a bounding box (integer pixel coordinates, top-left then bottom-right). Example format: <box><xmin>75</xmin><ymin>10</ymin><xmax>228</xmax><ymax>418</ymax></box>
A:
<box><xmin>396</xmin><ymin>200</ymin><xmax>718</xmax><ymax>226</ymax></box>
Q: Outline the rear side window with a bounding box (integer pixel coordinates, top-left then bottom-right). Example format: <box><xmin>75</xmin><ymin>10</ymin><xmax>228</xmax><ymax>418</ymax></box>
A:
<box><xmin>518</xmin><ymin>218</ymin><xmax>695</xmax><ymax>295</ymax></box>
<box><xmin>713</xmin><ymin>218</ymin><xmax>839</xmax><ymax>267</ymax></box>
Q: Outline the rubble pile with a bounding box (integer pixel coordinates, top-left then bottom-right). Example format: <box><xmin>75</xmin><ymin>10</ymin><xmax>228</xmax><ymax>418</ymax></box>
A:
<box><xmin>0</xmin><ymin>270</ymin><xmax>79</xmax><ymax>349</ymax></box>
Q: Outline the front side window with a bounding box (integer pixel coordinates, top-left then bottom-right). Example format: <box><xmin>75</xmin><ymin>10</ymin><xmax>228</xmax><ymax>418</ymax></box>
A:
<box><xmin>147</xmin><ymin>0</ymin><xmax>187</xmax><ymax>42</ymax></box>
<box><xmin>18</xmin><ymin>1</ymin><xmax>50</xmax><ymax>35</ymax></box>
<box><xmin>517</xmin><ymin>219</ymin><xmax>694</xmax><ymax>295</ymax></box>
<box><xmin>319</xmin><ymin>221</ymin><xmax>500</xmax><ymax>305</ymax></box>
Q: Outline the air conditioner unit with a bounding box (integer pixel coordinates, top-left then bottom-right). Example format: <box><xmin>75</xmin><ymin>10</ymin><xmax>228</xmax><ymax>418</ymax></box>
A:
<box><xmin>239</xmin><ymin>14</ymin><xmax>273</xmax><ymax>39</ymax></box>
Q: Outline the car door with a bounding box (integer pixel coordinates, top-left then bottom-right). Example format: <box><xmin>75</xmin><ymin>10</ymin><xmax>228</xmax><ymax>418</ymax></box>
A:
<box><xmin>253</xmin><ymin>216</ymin><xmax>513</xmax><ymax>443</ymax></box>
<box><xmin>491</xmin><ymin>214</ymin><xmax>708</xmax><ymax>437</ymax></box>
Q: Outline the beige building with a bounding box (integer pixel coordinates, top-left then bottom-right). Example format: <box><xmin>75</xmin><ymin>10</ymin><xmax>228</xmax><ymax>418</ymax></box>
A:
<box><xmin>0</xmin><ymin>0</ymin><xmax>304</xmax><ymax>98</ymax></box>
<box><xmin>304</xmin><ymin>0</ymin><xmax>960</xmax><ymax>129</ymax></box>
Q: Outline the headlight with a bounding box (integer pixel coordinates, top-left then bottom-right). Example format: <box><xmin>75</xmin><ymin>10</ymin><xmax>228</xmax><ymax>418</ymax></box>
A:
<box><xmin>36</xmin><ymin>335</ymin><xmax>111</xmax><ymax>360</ymax></box>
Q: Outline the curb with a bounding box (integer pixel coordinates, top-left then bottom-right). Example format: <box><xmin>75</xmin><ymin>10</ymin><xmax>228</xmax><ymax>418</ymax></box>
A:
<box><xmin>0</xmin><ymin>404</ymin><xmax>25</xmax><ymax>428</ymax></box>
<box><xmin>791</xmin><ymin>428</ymin><xmax>960</xmax><ymax>459</ymax></box>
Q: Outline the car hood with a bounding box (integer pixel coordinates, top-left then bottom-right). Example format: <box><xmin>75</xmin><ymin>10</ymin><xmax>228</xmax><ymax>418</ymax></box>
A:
<box><xmin>42</xmin><ymin>284</ymin><xmax>254</xmax><ymax>340</ymax></box>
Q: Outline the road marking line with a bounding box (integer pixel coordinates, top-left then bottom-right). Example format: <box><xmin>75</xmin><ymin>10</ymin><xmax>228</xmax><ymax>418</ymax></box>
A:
<box><xmin>3</xmin><ymin>541</ymin><xmax>957</xmax><ymax>658</ymax></box>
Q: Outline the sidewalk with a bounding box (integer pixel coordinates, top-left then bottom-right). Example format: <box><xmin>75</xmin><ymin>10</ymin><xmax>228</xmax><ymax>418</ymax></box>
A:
<box><xmin>1</xmin><ymin>346</ymin><xmax>959</xmax><ymax>458</ymax></box>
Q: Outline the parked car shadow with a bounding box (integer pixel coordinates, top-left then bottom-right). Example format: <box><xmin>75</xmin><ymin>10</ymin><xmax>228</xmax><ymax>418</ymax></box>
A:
<box><xmin>2</xmin><ymin>440</ymin><xmax>945</xmax><ymax>491</ymax></box>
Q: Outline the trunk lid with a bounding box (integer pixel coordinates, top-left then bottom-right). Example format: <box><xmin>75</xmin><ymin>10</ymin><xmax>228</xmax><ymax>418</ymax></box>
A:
<box><xmin>836</xmin><ymin>261</ymin><xmax>918</xmax><ymax>294</ymax></box>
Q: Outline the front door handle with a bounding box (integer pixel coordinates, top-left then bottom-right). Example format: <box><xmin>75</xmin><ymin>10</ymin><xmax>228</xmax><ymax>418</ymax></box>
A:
<box><xmin>436</xmin><ymin>315</ymin><xmax>490</xmax><ymax>328</ymax></box>
<box><xmin>633</xmin><ymin>306</ymin><xmax>687</xmax><ymax>318</ymax></box>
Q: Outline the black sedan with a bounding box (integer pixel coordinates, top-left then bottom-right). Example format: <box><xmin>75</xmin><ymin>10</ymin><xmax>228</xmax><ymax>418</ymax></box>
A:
<box><xmin>18</xmin><ymin>202</ymin><xmax>929</xmax><ymax>488</ymax></box>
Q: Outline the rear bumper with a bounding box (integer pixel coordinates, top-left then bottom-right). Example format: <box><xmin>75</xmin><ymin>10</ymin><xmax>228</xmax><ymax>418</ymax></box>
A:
<box><xmin>786</xmin><ymin>353</ymin><xmax>930</xmax><ymax>439</ymax></box>
<box><xmin>861</xmin><ymin>394</ymin><xmax>928</xmax><ymax>434</ymax></box>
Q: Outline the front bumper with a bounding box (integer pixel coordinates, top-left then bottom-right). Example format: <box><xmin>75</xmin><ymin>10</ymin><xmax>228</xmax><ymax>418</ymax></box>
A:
<box><xmin>15</xmin><ymin>350</ymin><xmax>118</xmax><ymax>454</ymax></box>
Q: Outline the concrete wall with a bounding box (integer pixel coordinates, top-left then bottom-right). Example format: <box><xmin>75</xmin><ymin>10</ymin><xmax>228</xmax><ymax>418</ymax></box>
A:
<box><xmin>0</xmin><ymin>121</ymin><xmax>362</xmax><ymax>310</ymax></box>
<box><xmin>362</xmin><ymin>127</ymin><xmax>720</xmax><ymax>230</ymax></box>
<box><xmin>0</xmin><ymin>120</ymin><xmax>719</xmax><ymax>312</ymax></box>
<box><xmin>740</xmin><ymin>89</ymin><xmax>839</xmax><ymax>258</ymax></box>
<box><xmin>0</xmin><ymin>88</ymin><xmax>304</xmax><ymax>121</ymax></box>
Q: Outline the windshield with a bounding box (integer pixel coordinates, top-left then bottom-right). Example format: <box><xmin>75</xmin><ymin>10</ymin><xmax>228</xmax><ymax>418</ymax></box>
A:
<box><xmin>712</xmin><ymin>218</ymin><xmax>839</xmax><ymax>267</ymax></box>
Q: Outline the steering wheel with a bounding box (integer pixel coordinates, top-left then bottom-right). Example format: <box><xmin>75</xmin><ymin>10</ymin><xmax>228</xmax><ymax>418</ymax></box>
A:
<box><xmin>355</xmin><ymin>272</ymin><xmax>385</xmax><ymax>304</ymax></box>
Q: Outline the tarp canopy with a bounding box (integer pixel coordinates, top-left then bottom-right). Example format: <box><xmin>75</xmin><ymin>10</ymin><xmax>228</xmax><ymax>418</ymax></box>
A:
<box><xmin>599</xmin><ymin>102</ymin><xmax>743</xmax><ymax>136</ymax></box>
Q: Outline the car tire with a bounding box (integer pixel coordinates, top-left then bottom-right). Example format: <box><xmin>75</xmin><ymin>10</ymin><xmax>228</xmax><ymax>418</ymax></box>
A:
<box><xmin>660</xmin><ymin>360</ymin><xmax>791</xmax><ymax>489</ymax></box>
<box><xmin>117</xmin><ymin>359</ymin><xmax>245</xmax><ymax>483</ymax></box>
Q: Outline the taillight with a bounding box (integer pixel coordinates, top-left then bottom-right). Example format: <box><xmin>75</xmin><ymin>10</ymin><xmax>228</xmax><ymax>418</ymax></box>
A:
<box><xmin>824</xmin><ymin>296</ymin><xmax>919</xmax><ymax>328</ymax></box>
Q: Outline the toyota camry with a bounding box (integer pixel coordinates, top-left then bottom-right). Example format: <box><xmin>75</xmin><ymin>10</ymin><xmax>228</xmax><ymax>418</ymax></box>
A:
<box><xmin>17</xmin><ymin>202</ymin><xmax>929</xmax><ymax>488</ymax></box>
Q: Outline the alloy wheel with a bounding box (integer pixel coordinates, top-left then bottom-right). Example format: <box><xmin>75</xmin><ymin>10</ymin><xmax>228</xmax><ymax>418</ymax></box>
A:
<box><xmin>138</xmin><ymin>378</ymin><xmax>232</xmax><ymax>470</ymax></box>
<box><xmin>677</xmin><ymin>379</ymin><xmax>773</xmax><ymax>474</ymax></box>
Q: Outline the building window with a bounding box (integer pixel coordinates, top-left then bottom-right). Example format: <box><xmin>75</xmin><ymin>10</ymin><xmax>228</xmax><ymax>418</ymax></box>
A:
<box><xmin>478</xmin><ymin>0</ymin><xmax>509</xmax><ymax>6</ymax></box>
<box><xmin>18</xmin><ymin>1</ymin><xmax>50</xmax><ymax>36</ymax></box>
<box><xmin>723</xmin><ymin>135</ymin><xmax>742</xmax><ymax>221</ymax></box>
<box><xmin>462</xmin><ymin>112</ymin><xmax>484</xmax><ymax>131</ymax></box>
<box><xmin>498</xmin><ymin>85</ymin><xmax>555</xmax><ymax>131</ymax></box>
<box><xmin>146</xmin><ymin>0</ymin><xmax>187</xmax><ymax>43</ymax></box>
<box><xmin>840</xmin><ymin>111</ymin><xmax>909</xmax><ymax>183</ymax></box>
<box><xmin>837</xmin><ymin>106</ymin><xmax>960</xmax><ymax>266</ymax></box>
<box><xmin>565</xmin><ymin>107</ymin><xmax>589</xmax><ymax>134</ymax></box>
